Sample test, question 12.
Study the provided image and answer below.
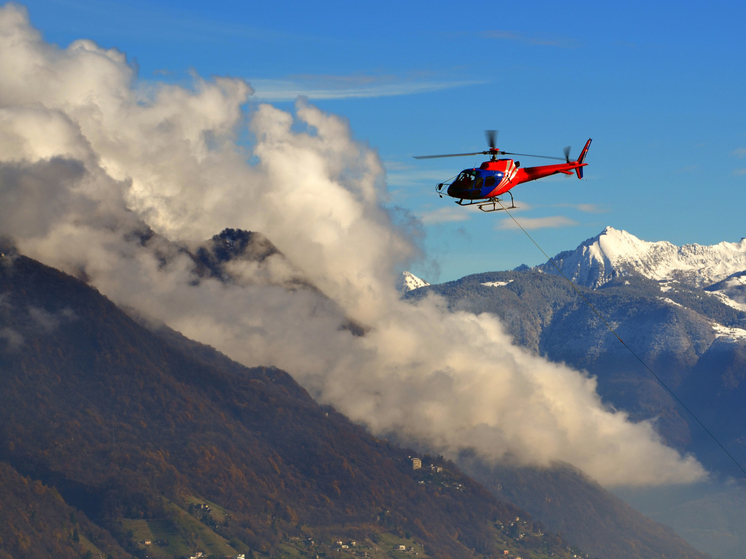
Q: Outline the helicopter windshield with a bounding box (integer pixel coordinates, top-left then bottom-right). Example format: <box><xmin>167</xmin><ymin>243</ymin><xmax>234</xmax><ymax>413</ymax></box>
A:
<box><xmin>452</xmin><ymin>170</ymin><xmax>477</xmax><ymax>189</ymax></box>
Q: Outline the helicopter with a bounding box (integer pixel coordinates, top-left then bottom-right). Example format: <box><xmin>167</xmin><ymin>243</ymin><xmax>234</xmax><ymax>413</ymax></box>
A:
<box><xmin>413</xmin><ymin>131</ymin><xmax>592</xmax><ymax>212</ymax></box>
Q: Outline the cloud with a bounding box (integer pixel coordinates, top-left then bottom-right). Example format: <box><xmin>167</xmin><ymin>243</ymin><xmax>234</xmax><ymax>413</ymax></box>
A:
<box><xmin>385</xmin><ymin>167</ymin><xmax>457</xmax><ymax>189</ymax></box>
<box><xmin>28</xmin><ymin>306</ymin><xmax>77</xmax><ymax>332</ymax></box>
<box><xmin>418</xmin><ymin>206</ymin><xmax>472</xmax><ymax>225</ymax></box>
<box><xmin>249</xmin><ymin>74</ymin><xmax>484</xmax><ymax>101</ymax></box>
<box><xmin>0</xmin><ymin>3</ymin><xmax>706</xmax><ymax>487</ymax></box>
<box><xmin>553</xmin><ymin>203</ymin><xmax>609</xmax><ymax>214</ymax></box>
<box><xmin>497</xmin><ymin>216</ymin><xmax>579</xmax><ymax>230</ymax></box>
<box><xmin>0</xmin><ymin>327</ymin><xmax>23</xmax><ymax>352</ymax></box>
<box><xmin>730</xmin><ymin>148</ymin><xmax>746</xmax><ymax>158</ymax></box>
<box><xmin>0</xmin><ymin>294</ymin><xmax>23</xmax><ymax>351</ymax></box>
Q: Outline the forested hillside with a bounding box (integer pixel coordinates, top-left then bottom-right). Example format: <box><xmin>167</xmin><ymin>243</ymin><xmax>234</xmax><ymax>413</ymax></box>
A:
<box><xmin>0</xmin><ymin>251</ymin><xmax>583</xmax><ymax>559</ymax></box>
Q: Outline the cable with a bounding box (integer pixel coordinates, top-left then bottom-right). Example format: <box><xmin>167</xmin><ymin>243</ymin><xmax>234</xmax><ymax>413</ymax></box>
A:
<box><xmin>497</xmin><ymin>199</ymin><xmax>746</xmax><ymax>478</ymax></box>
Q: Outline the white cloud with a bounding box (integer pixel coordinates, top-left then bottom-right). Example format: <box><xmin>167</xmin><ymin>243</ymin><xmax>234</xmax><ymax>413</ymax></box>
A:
<box><xmin>418</xmin><ymin>206</ymin><xmax>472</xmax><ymax>225</ymax></box>
<box><xmin>553</xmin><ymin>203</ymin><xmax>608</xmax><ymax>214</ymax></box>
<box><xmin>497</xmin><ymin>215</ymin><xmax>579</xmax><ymax>230</ymax></box>
<box><xmin>0</xmin><ymin>4</ymin><xmax>706</xmax><ymax>487</ymax></box>
<box><xmin>575</xmin><ymin>203</ymin><xmax>607</xmax><ymax>213</ymax></box>
<box><xmin>385</xmin><ymin>167</ymin><xmax>456</xmax><ymax>188</ymax></box>
<box><xmin>249</xmin><ymin>75</ymin><xmax>484</xmax><ymax>101</ymax></box>
<box><xmin>730</xmin><ymin>148</ymin><xmax>746</xmax><ymax>158</ymax></box>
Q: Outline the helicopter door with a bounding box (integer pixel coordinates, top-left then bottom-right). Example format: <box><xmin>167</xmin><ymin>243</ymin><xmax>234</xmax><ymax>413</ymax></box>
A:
<box><xmin>473</xmin><ymin>174</ymin><xmax>497</xmax><ymax>197</ymax></box>
<box><xmin>483</xmin><ymin>175</ymin><xmax>496</xmax><ymax>193</ymax></box>
<box><xmin>472</xmin><ymin>176</ymin><xmax>483</xmax><ymax>196</ymax></box>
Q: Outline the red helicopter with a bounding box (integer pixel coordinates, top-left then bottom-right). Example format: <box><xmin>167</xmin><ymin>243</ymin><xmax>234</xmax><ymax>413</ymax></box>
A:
<box><xmin>414</xmin><ymin>131</ymin><xmax>592</xmax><ymax>212</ymax></box>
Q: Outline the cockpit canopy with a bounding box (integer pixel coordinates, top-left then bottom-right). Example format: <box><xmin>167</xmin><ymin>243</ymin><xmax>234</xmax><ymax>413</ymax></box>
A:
<box><xmin>448</xmin><ymin>168</ymin><xmax>505</xmax><ymax>198</ymax></box>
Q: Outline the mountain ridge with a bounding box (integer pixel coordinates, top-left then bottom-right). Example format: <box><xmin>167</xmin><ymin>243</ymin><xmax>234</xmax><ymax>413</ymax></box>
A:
<box><xmin>0</xmin><ymin>249</ymin><xmax>591</xmax><ymax>559</ymax></box>
<box><xmin>406</xmin><ymin>226</ymin><xmax>746</xmax><ymax>559</ymax></box>
<box><xmin>526</xmin><ymin>226</ymin><xmax>746</xmax><ymax>289</ymax></box>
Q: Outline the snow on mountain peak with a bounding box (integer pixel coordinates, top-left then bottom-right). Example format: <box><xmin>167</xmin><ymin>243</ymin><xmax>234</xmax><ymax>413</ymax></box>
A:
<box><xmin>532</xmin><ymin>227</ymin><xmax>746</xmax><ymax>288</ymax></box>
<box><xmin>397</xmin><ymin>271</ymin><xmax>430</xmax><ymax>293</ymax></box>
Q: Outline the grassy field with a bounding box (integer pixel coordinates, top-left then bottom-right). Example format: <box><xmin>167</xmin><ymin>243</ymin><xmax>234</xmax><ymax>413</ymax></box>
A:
<box><xmin>274</xmin><ymin>531</ymin><xmax>430</xmax><ymax>559</ymax></box>
<box><xmin>122</xmin><ymin>497</ymin><xmax>239</xmax><ymax>558</ymax></box>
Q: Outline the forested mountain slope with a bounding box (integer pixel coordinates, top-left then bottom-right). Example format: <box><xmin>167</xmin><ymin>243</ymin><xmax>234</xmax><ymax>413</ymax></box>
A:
<box><xmin>0</xmin><ymin>250</ymin><xmax>583</xmax><ymax>559</ymax></box>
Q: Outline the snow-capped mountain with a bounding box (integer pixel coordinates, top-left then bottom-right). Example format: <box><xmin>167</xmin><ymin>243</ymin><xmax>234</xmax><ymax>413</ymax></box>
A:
<box><xmin>529</xmin><ymin>226</ymin><xmax>746</xmax><ymax>289</ymax></box>
<box><xmin>706</xmin><ymin>270</ymin><xmax>746</xmax><ymax>312</ymax></box>
<box><xmin>397</xmin><ymin>271</ymin><xmax>430</xmax><ymax>293</ymax></box>
<box><xmin>407</xmin><ymin>228</ymin><xmax>746</xmax><ymax>559</ymax></box>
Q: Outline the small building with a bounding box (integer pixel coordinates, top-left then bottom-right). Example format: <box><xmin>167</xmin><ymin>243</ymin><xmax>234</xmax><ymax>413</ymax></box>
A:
<box><xmin>411</xmin><ymin>457</ymin><xmax>422</xmax><ymax>470</ymax></box>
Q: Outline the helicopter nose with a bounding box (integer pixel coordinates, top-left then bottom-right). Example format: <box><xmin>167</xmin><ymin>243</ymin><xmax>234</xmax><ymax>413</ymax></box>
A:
<box><xmin>447</xmin><ymin>183</ymin><xmax>462</xmax><ymax>197</ymax></box>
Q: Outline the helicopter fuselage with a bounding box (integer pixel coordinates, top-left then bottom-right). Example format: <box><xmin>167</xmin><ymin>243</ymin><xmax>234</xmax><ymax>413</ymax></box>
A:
<box><xmin>446</xmin><ymin>157</ymin><xmax>587</xmax><ymax>201</ymax></box>
<box><xmin>447</xmin><ymin>159</ymin><xmax>517</xmax><ymax>200</ymax></box>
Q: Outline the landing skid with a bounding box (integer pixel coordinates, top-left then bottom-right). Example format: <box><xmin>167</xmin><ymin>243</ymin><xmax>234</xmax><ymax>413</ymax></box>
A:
<box><xmin>455</xmin><ymin>192</ymin><xmax>518</xmax><ymax>213</ymax></box>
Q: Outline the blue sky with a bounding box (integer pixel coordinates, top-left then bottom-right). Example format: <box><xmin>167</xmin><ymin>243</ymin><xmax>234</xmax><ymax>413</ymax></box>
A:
<box><xmin>19</xmin><ymin>0</ymin><xmax>746</xmax><ymax>282</ymax></box>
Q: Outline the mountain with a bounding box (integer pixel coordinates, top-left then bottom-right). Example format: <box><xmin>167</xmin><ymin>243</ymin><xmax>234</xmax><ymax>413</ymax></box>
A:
<box><xmin>0</xmin><ymin>248</ymin><xmax>587</xmax><ymax>559</ymax></box>
<box><xmin>531</xmin><ymin>226</ymin><xmax>746</xmax><ymax>289</ymax></box>
<box><xmin>705</xmin><ymin>269</ymin><xmax>746</xmax><ymax>311</ymax></box>
<box><xmin>397</xmin><ymin>271</ymin><xmax>430</xmax><ymax>293</ymax></box>
<box><xmin>461</xmin><ymin>459</ymin><xmax>712</xmax><ymax>559</ymax></box>
<box><xmin>0</xmin><ymin>461</ymin><xmax>130</xmax><ymax>559</ymax></box>
<box><xmin>408</xmin><ymin>229</ymin><xmax>746</xmax><ymax>464</ymax></box>
<box><xmin>406</xmin><ymin>227</ymin><xmax>746</xmax><ymax>559</ymax></box>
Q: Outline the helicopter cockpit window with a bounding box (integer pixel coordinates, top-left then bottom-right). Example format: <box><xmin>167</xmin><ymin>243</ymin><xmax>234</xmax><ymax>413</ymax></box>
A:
<box><xmin>484</xmin><ymin>175</ymin><xmax>496</xmax><ymax>188</ymax></box>
<box><xmin>453</xmin><ymin>171</ymin><xmax>476</xmax><ymax>189</ymax></box>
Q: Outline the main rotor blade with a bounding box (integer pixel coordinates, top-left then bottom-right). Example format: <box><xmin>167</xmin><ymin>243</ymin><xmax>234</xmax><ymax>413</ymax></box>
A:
<box><xmin>412</xmin><ymin>151</ymin><xmax>488</xmax><ymax>160</ymax></box>
<box><xmin>486</xmin><ymin>130</ymin><xmax>498</xmax><ymax>150</ymax></box>
<box><xmin>501</xmin><ymin>151</ymin><xmax>566</xmax><ymax>161</ymax></box>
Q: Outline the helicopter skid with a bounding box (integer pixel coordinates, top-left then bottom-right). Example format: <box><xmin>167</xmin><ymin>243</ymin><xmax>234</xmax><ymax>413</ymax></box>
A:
<box><xmin>455</xmin><ymin>195</ymin><xmax>518</xmax><ymax>213</ymax></box>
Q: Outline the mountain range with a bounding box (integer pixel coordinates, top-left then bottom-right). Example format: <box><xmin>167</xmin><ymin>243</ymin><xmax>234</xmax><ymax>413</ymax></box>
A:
<box><xmin>0</xmin><ymin>247</ymin><xmax>600</xmax><ymax>559</ymax></box>
<box><xmin>529</xmin><ymin>226</ymin><xmax>746</xmax><ymax>290</ymax></box>
<box><xmin>406</xmin><ymin>226</ymin><xmax>746</xmax><ymax>559</ymax></box>
<box><xmin>1</xmin><ymin>226</ymin><xmax>736</xmax><ymax>559</ymax></box>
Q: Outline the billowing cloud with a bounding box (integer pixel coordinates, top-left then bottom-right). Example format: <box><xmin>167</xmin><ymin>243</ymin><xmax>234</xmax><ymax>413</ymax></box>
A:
<box><xmin>0</xmin><ymin>3</ymin><xmax>706</xmax><ymax>487</ymax></box>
